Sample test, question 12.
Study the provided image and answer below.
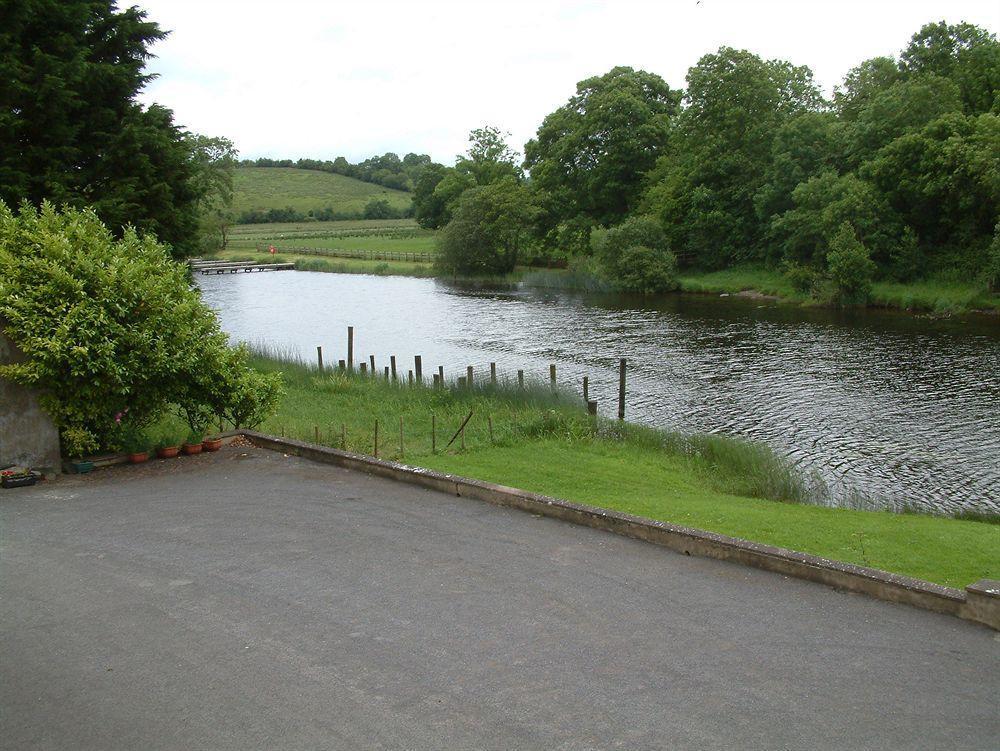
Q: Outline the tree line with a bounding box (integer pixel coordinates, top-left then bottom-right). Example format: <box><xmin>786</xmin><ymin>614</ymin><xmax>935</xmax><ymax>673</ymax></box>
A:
<box><xmin>423</xmin><ymin>21</ymin><xmax>1000</xmax><ymax>302</ymax></box>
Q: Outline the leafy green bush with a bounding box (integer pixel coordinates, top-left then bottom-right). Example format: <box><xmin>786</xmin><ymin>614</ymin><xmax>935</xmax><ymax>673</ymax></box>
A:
<box><xmin>593</xmin><ymin>217</ymin><xmax>679</xmax><ymax>293</ymax></box>
<box><xmin>0</xmin><ymin>201</ymin><xmax>280</xmax><ymax>454</ymax></box>
<box><xmin>826</xmin><ymin>222</ymin><xmax>877</xmax><ymax>305</ymax></box>
<box><xmin>436</xmin><ymin>179</ymin><xmax>536</xmax><ymax>275</ymax></box>
<box><xmin>783</xmin><ymin>262</ymin><xmax>819</xmax><ymax>295</ymax></box>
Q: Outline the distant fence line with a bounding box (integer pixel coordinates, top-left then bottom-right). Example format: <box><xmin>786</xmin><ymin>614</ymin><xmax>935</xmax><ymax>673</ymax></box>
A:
<box><xmin>251</xmin><ymin>243</ymin><xmax>570</xmax><ymax>269</ymax></box>
<box><xmin>232</xmin><ymin>227</ymin><xmax>423</xmax><ymax>241</ymax></box>
<box><xmin>254</xmin><ymin>243</ymin><xmax>434</xmax><ymax>263</ymax></box>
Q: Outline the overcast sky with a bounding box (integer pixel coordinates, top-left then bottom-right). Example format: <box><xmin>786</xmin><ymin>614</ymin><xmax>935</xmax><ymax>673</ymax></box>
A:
<box><xmin>137</xmin><ymin>0</ymin><xmax>999</xmax><ymax>165</ymax></box>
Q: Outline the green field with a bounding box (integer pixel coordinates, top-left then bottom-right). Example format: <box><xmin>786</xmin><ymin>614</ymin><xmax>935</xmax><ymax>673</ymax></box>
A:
<box><xmin>233</xmin><ymin>167</ymin><xmax>413</xmax><ymax>215</ymax></box>
<box><xmin>254</xmin><ymin>234</ymin><xmax>438</xmax><ymax>254</ymax></box>
<box><xmin>179</xmin><ymin>355</ymin><xmax>996</xmax><ymax>589</ymax></box>
<box><xmin>229</xmin><ymin>218</ymin><xmax>418</xmax><ymax>240</ymax></box>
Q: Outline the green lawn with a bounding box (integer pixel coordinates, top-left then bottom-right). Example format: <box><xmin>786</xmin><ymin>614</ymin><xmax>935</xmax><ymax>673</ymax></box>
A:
<box><xmin>233</xmin><ymin>167</ymin><xmax>413</xmax><ymax>215</ymax></box>
<box><xmin>222</xmin><ymin>356</ymin><xmax>998</xmax><ymax>589</ymax></box>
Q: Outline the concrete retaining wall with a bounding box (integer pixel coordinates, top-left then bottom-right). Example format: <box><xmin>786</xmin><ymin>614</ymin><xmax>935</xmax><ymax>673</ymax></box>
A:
<box><xmin>241</xmin><ymin>430</ymin><xmax>999</xmax><ymax>631</ymax></box>
<box><xmin>0</xmin><ymin>324</ymin><xmax>60</xmax><ymax>474</ymax></box>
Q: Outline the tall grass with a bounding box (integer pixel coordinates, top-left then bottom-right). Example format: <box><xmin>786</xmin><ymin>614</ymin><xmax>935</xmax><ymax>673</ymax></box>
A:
<box><xmin>247</xmin><ymin>348</ymin><xmax>810</xmax><ymax>505</ymax></box>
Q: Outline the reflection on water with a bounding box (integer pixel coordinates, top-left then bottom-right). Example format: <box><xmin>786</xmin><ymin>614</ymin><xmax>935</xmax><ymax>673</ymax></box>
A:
<box><xmin>197</xmin><ymin>271</ymin><xmax>1000</xmax><ymax>515</ymax></box>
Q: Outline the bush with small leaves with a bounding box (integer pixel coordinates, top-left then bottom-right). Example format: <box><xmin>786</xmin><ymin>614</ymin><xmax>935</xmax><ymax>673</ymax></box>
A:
<box><xmin>826</xmin><ymin>222</ymin><xmax>877</xmax><ymax>305</ymax></box>
<box><xmin>0</xmin><ymin>201</ymin><xmax>280</xmax><ymax>454</ymax></box>
<box><xmin>593</xmin><ymin>217</ymin><xmax>679</xmax><ymax>293</ymax></box>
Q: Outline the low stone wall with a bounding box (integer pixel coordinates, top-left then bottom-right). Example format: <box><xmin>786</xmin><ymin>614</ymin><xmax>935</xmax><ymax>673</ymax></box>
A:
<box><xmin>0</xmin><ymin>325</ymin><xmax>61</xmax><ymax>474</ymax></box>
<box><xmin>242</xmin><ymin>430</ymin><xmax>999</xmax><ymax>631</ymax></box>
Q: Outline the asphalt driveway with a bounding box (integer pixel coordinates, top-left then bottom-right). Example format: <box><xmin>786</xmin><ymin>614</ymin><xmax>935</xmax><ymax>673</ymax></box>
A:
<box><xmin>1</xmin><ymin>446</ymin><xmax>997</xmax><ymax>750</ymax></box>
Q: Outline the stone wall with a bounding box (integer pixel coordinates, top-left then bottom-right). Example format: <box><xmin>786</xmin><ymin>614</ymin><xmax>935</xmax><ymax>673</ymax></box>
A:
<box><xmin>0</xmin><ymin>324</ymin><xmax>61</xmax><ymax>473</ymax></box>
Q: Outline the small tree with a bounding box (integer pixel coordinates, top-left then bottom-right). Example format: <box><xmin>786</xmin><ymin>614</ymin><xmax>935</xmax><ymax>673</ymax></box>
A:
<box><xmin>593</xmin><ymin>216</ymin><xmax>679</xmax><ymax>293</ymax></box>
<box><xmin>363</xmin><ymin>198</ymin><xmax>394</xmax><ymax>220</ymax></box>
<box><xmin>826</xmin><ymin>222</ymin><xmax>877</xmax><ymax>305</ymax></box>
<box><xmin>436</xmin><ymin>180</ymin><xmax>535</xmax><ymax>275</ymax></box>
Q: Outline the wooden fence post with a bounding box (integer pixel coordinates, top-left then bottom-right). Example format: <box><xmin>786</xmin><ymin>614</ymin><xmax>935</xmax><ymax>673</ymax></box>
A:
<box><xmin>518</xmin><ymin>370</ymin><xmax>524</xmax><ymax>388</ymax></box>
<box><xmin>618</xmin><ymin>358</ymin><xmax>626</xmax><ymax>420</ymax></box>
<box><xmin>467</xmin><ymin>365</ymin><xmax>474</xmax><ymax>387</ymax></box>
<box><xmin>438</xmin><ymin>365</ymin><xmax>444</xmax><ymax>386</ymax></box>
<box><xmin>384</xmin><ymin>366</ymin><xmax>390</xmax><ymax>379</ymax></box>
<box><xmin>347</xmin><ymin>326</ymin><xmax>354</xmax><ymax>371</ymax></box>
<box><xmin>360</xmin><ymin>362</ymin><xmax>367</xmax><ymax>375</ymax></box>
<box><xmin>390</xmin><ymin>355</ymin><xmax>397</xmax><ymax>381</ymax></box>
<box><xmin>583</xmin><ymin>376</ymin><xmax>589</xmax><ymax>402</ymax></box>
<box><xmin>415</xmin><ymin>355</ymin><xmax>422</xmax><ymax>383</ymax></box>
<box><xmin>490</xmin><ymin>362</ymin><xmax>497</xmax><ymax>385</ymax></box>
<box><xmin>408</xmin><ymin>370</ymin><xmax>414</xmax><ymax>385</ymax></box>
<box><xmin>550</xmin><ymin>364</ymin><xmax>556</xmax><ymax>388</ymax></box>
<box><xmin>338</xmin><ymin>359</ymin><xmax>346</xmax><ymax>371</ymax></box>
<box><xmin>316</xmin><ymin>346</ymin><xmax>324</xmax><ymax>372</ymax></box>
<box><xmin>370</xmin><ymin>354</ymin><xmax>376</xmax><ymax>374</ymax></box>
<box><xmin>588</xmin><ymin>400</ymin><xmax>598</xmax><ymax>416</ymax></box>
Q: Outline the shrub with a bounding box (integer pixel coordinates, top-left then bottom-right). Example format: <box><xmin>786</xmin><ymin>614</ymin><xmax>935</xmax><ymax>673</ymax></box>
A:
<box><xmin>825</xmin><ymin>222</ymin><xmax>877</xmax><ymax>305</ymax></box>
<box><xmin>783</xmin><ymin>262</ymin><xmax>819</xmax><ymax>295</ymax></box>
<box><xmin>593</xmin><ymin>216</ymin><xmax>679</xmax><ymax>293</ymax></box>
<box><xmin>436</xmin><ymin>179</ymin><xmax>536</xmax><ymax>275</ymax></box>
<box><xmin>0</xmin><ymin>201</ymin><xmax>279</xmax><ymax>454</ymax></box>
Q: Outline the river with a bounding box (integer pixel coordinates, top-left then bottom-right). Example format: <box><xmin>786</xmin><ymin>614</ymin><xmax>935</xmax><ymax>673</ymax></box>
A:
<box><xmin>197</xmin><ymin>271</ymin><xmax>1000</xmax><ymax>516</ymax></box>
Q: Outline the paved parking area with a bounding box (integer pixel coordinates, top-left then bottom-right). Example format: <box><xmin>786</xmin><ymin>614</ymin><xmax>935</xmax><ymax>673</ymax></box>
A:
<box><xmin>1</xmin><ymin>446</ymin><xmax>997</xmax><ymax>750</ymax></box>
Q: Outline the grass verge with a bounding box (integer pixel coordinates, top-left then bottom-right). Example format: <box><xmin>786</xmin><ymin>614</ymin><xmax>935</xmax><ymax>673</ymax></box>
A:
<box><xmin>206</xmin><ymin>353</ymin><xmax>998</xmax><ymax>589</ymax></box>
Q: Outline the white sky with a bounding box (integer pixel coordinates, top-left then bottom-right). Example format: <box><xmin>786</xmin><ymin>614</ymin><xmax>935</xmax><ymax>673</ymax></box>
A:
<box><xmin>137</xmin><ymin>0</ymin><xmax>999</xmax><ymax>165</ymax></box>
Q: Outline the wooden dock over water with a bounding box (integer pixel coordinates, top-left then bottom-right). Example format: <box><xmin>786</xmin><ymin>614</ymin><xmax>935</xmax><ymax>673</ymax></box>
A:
<box><xmin>189</xmin><ymin>259</ymin><xmax>295</xmax><ymax>274</ymax></box>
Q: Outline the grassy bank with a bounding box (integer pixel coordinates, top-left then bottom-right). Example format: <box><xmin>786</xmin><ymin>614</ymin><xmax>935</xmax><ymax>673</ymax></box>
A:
<box><xmin>193</xmin><ymin>354</ymin><xmax>997</xmax><ymax>588</ymax></box>
<box><xmin>208</xmin><ymin>249</ymin><xmax>435</xmax><ymax>277</ymax></box>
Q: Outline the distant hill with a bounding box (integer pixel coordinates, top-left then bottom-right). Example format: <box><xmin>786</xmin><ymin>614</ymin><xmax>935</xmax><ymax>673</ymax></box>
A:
<box><xmin>233</xmin><ymin>167</ymin><xmax>413</xmax><ymax>217</ymax></box>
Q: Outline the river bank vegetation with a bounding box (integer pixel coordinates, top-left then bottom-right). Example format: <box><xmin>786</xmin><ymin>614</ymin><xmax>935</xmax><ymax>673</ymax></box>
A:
<box><xmin>188</xmin><ymin>351</ymin><xmax>997</xmax><ymax>589</ymax></box>
<box><xmin>411</xmin><ymin>21</ymin><xmax>1000</xmax><ymax>311</ymax></box>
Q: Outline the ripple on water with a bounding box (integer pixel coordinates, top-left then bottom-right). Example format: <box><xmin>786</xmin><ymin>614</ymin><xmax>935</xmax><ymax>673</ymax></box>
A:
<box><xmin>197</xmin><ymin>272</ymin><xmax>1000</xmax><ymax>515</ymax></box>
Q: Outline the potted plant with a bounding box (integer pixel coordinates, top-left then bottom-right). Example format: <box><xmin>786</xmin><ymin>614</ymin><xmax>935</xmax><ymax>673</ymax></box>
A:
<box><xmin>202</xmin><ymin>434</ymin><xmax>224</xmax><ymax>452</ymax></box>
<box><xmin>155</xmin><ymin>429</ymin><xmax>182</xmax><ymax>459</ymax></box>
<box><xmin>62</xmin><ymin>427</ymin><xmax>97</xmax><ymax>473</ymax></box>
<box><xmin>121</xmin><ymin>424</ymin><xmax>150</xmax><ymax>464</ymax></box>
<box><xmin>182</xmin><ymin>426</ymin><xmax>205</xmax><ymax>455</ymax></box>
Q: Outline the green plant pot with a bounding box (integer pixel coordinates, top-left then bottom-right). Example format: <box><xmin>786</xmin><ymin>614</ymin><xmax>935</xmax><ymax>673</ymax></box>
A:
<box><xmin>69</xmin><ymin>460</ymin><xmax>94</xmax><ymax>474</ymax></box>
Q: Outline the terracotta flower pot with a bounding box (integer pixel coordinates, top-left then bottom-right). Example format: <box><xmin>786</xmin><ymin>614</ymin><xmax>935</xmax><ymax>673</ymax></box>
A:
<box><xmin>156</xmin><ymin>446</ymin><xmax>180</xmax><ymax>459</ymax></box>
<box><xmin>202</xmin><ymin>438</ymin><xmax>223</xmax><ymax>452</ymax></box>
<box><xmin>181</xmin><ymin>442</ymin><xmax>203</xmax><ymax>455</ymax></box>
<box><xmin>128</xmin><ymin>451</ymin><xmax>149</xmax><ymax>464</ymax></box>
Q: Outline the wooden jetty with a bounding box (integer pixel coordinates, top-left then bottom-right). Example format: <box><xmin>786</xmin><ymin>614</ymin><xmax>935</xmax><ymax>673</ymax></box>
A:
<box><xmin>188</xmin><ymin>259</ymin><xmax>295</xmax><ymax>274</ymax></box>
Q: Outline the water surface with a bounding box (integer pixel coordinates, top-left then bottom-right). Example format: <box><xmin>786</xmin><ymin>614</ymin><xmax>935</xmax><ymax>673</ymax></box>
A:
<box><xmin>198</xmin><ymin>271</ymin><xmax>1000</xmax><ymax>515</ymax></box>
